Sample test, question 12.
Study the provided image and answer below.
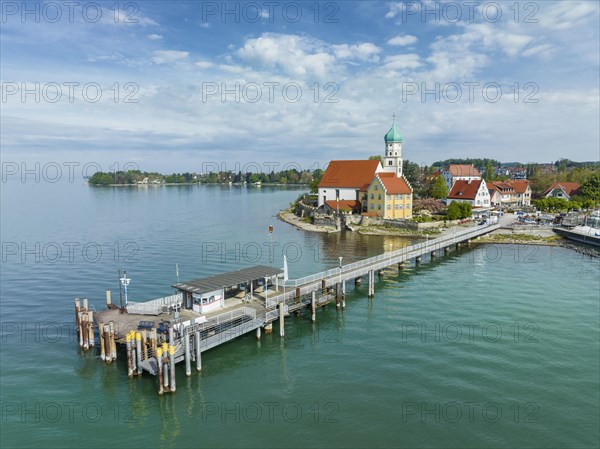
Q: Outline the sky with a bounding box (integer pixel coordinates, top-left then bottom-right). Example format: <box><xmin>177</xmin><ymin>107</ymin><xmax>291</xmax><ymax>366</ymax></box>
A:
<box><xmin>1</xmin><ymin>0</ymin><xmax>599</xmax><ymax>174</ymax></box>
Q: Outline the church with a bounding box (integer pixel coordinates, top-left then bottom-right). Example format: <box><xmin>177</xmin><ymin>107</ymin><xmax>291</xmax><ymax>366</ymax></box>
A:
<box><xmin>318</xmin><ymin>118</ymin><xmax>413</xmax><ymax>220</ymax></box>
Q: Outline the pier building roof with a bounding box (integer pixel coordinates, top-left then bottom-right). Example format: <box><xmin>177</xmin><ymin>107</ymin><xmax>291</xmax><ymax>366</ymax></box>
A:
<box><xmin>173</xmin><ymin>265</ymin><xmax>283</xmax><ymax>295</ymax></box>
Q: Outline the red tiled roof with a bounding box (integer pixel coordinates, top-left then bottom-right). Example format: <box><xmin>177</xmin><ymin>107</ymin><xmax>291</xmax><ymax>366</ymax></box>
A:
<box><xmin>510</xmin><ymin>180</ymin><xmax>530</xmax><ymax>194</ymax></box>
<box><xmin>446</xmin><ymin>164</ymin><xmax>481</xmax><ymax>177</ymax></box>
<box><xmin>318</xmin><ymin>160</ymin><xmax>381</xmax><ymax>190</ymax></box>
<box><xmin>324</xmin><ymin>200</ymin><xmax>362</xmax><ymax>211</ymax></box>
<box><xmin>448</xmin><ymin>179</ymin><xmax>483</xmax><ymax>200</ymax></box>
<box><xmin>376</xmin><ymin>173</ymin><xmax>412</xmax><ymax>194</ymax></box>
<box><xmin>490</xmin><ymin>181</ymin><xmax>515</xmax><ymax>192</ymax></box>
<box><xmin>542</xmin><ymin>182</ymin><xmax>581</xmax><ymax>197</ymax></box>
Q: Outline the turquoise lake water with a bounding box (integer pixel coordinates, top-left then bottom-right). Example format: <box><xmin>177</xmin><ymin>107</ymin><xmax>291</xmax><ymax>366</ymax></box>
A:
<box><xmin>1</xmin><ymin>180</ymin><xmax>599</xmax><ymax>448</ymax></box>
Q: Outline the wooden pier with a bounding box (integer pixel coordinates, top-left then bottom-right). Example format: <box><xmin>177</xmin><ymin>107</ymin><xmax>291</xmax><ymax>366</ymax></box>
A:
<box><xmin>76</xmin><ymin>223</ymin><xmax>501</xmax><ymax>393</ymax></box>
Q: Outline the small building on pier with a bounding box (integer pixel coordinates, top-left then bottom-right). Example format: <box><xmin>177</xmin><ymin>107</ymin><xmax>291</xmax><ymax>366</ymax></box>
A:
<box><xmin>173</xmin><ymin>265</ymin><xmax>283</xmax><ymax>315</ymax></box>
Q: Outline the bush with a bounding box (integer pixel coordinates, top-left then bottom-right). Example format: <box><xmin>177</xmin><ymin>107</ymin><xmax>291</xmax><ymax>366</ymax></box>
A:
<box><xmin>446</xmin><ymin>202</ymin><xmax>472</xmax><ymax>220</ymax></box>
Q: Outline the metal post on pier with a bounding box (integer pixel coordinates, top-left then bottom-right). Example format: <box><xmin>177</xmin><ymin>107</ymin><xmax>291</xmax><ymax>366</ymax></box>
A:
<box><xmin>311</xmin><ymin>291</ymin><xmax>316</xmax><ymax>322</ymax></box>
<box><xmin>195</xmin><ymin>331</ymin><xmax>202</xmax><ymax>372</ymax></box>
<box><xmin>157</xmin><ymin>347</ymin><xmax>164</xmax><ymax>395</ymax></box>
<box><xmin>279</xmin><ymin>302</ymin><xmax>285</xmax><ymax>337</ymax></box>
<box><xmin>136</xmin><ymin>332</ymin><xmax>143</xmax><ymax>375</ymax></box>
<box><xmin>169</xmin><ymin>327</ymin><xmax>176</xmax><ymax>392</ymax></box>
<box><xmin>184</xmin><ymin>332</ymin><xmax>191</xmax><ymax>377</ymax></box>
<box><xmin>342</xmin><ymin>280</ymin><xmax>346</xmax><ymax>309</ymax></box>
<box><xmin>106</xmin><ymin>290</ymin><xmax>112</xmax><ymax>309</ymax></box>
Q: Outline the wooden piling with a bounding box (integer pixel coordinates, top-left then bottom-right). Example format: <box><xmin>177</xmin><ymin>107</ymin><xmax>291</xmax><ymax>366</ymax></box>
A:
<box><xmin>256</xmin><ymin>327</ymin><xmax>261</xmax><ymax>340</ymax></box>
<box><xmin>99</xmin><ymin>322</ymin><xmax>106</xmax><ymax>361</ymax></box>
<box><xmin>106</xmin><ymin>290</ymin><xmax>112</xmax><ymax>309</ymax></box>
<box><xmin>311</xmin><ymin>291</ymin><xmax>316</xmax><ymax>322</ymax></box>
<box><xmin>321</xmin><ymin>279</ymin><xmax>326</xmax><ymax>295</ymax></box>
<box><xmin>109</xmin><ymin>322</ymin><xmax>117</xmax><ymax>362</ymax></box>
<box><xmin>74</xmin><ymin>298</ymin><xmax>81</xmax><ymax>330</ymax></box>
<box><xmin>342</xmin><ymin>280</ymin><xmax>346</xmax><ymax>309</ymax></box>
<box><xmin>336</xmin><ymin>283</ymin><xmax>340</xmax><ymax>309</ymax></box>
<box><xmin>81</xmin><ymin>313</ymin><xmax>89</xmax><ymax>350</ymax></box>
<box><xmin>87</xmin><ymin>312</ymin><xmax>94</xmax><ymax>348</ymax></box>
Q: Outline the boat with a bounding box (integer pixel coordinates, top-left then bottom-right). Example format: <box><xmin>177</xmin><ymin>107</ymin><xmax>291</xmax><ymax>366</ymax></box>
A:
<box><xmin>554</xmin><ymin>210</ymin><xmax>600</xmax><ymax>247</ymax></box>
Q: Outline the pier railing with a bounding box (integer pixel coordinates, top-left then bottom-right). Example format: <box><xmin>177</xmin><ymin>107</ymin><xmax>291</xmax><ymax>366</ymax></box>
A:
<box><xmin>284</xmin><ymin>223</ymin><xmax>501</xmax><ymax>288</ymax></box>
<box><xmin>127</xmin><ymin>293</ymin><xmax>183</xmax><ymax>315</ymax></box>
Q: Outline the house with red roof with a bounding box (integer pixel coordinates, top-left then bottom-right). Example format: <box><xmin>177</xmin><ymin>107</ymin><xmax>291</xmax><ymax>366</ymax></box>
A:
<box><xmin>318</xmin><ymin>160</ymin><xmax>382</xmax><ymax>210</ymax></box>
<box><xmin>442</xmin><ymin>164</ymin><xmax>482</xmax><ymax>191</ymax></box>
<box><xmin>447</xmin><ymin>179</ymin><xmax>490</xmax><ymax>208</ymax></box>
<box><xmin>318</xmin><ymin>117</ymin><xmax>413</xmax><ymax>218</ymax></box>
<box><xmin>542</xmin><ymin>182</ymin><xmax>581</xmax><ymax>200</ymax></box>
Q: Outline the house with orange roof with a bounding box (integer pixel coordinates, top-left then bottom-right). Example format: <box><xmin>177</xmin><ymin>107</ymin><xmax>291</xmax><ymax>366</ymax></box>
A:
<box><xmin>367</xmin><ymin>172</ymin><xmax>413</xmax><ymax>219</ymax></box>
<box><xmin>542</xmin><ymin>182</ymin><xmax>581</xmax><ymax>200</ymax></box>
<box><xmin>318</xmin><ymin>117</ymin><xmax>413</xmax><ymax>218</ymax></box>
<box><xmin>442</xmin><ymin>164</ymin><xmax>482</xmax><ymax>191</ymax></box>
<box><xmin>447</xmin><ymin>179</ymin><xmax>490</xmax><ymax>207</ymax></box>
<box><xmin>488</xmin><ymin>180</ymin><xmax>532</xmax><ymax>208</ymax></box>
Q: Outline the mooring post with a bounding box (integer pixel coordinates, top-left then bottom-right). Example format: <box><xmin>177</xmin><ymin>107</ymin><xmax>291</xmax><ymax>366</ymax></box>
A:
<box><xmin>256</xmin><ymin>326</ymin><xmax>261</xmax><ymax>340</ymax></box>
<box><xmin>157</xmin><ymin>347</ymin><xmax>164</xmax><ymax>395</ymax></box>
<box><xmin>106</xmin><ymin>289</ymin><xmax>112</xmax><ymax>309</ymax></box>
<box><xmin>195</xmin><ymin>331</ymin><xmax>202</xmax><ymax>372</ymax></box>
<box><xmin>368</xmin><ymin>270</ymin><xmax>374</xmax><ymax>298</ymax></box>
<box><xmin>162</xmin><ymin>343</ymin><xmax>169</xmax><ymax>389</ymax></box>
<box><xmin>184</xmin><ymin>332</ymin><xmax>191</xmax><ymax>377</ymax></box>
<box><xmin>74</xmin><ymin>298</ymin><xmax>81</xmax><ymax>330</ymax></box>
<box><xmin>81</xmin><ymin>313</ymin><xmax>89</xmax><ymax>350</ymax></box>
<box><xmin>336</xmin><ymin>283</ymin><xmax>340</xmax><ymax>309</ymax></box>
<box><xmin>136</xmin><ymin>332</ymin><xmax>143</xmax><ymax>375</ymax></box>
<box><xmin>104</xmin><ymin>325</ymin><xmax>112</xmax><ymax>365</ymax></box>
<box><xmin>431</xmin><ymin>251</ymin><xmax>436</xmax><ymax>258</ymax></box>
<box><xmin>342</xmin><ymin>280</ymin><xmax>346</xmax><ymax>309</ymax></box>
<box><xmin>99</xmin><ymin>322</ymin><xmax>106</xmax><ymax>362</ymax></box>
<box><xmin>125</xmin><ymin>332</ymin><xmax>133</xmax><ymax>376</ymax></box>
<box><xmin>311</xmin><ymin>291</ymin><xmax>316</xmax><ymax>322</ymax></box>
<box><xmin>279</xmin><ymin>302</ymin><xmax>285</xmax><ymax>337</ymax></box>
<box><xmin>88</xmin><ymin>313</ymin><xmax>95</xmax><ymax>348</ymax></box>
<box><xmin>110</xmin><ymin>322</ymin><xmax>117</xmax><ymax>362</ymax></box>
<box><xmin>415</xmin><ymin>256</ymin><xmax>421</xmax><ymax>265</ymax></box>
<box><xmin>444</xmin><ymin>246</ymin><xmax>450</xmax><ymax>254</ymax></box>
<box><xmin>168</xmin><ymin>327</ymin><xmax>176</xmax><ymax>392</ymax></box>
<box><xmin>321</xmin><ymin>279</ymin><xmax>326</xmax><ymax>296</ymax></box>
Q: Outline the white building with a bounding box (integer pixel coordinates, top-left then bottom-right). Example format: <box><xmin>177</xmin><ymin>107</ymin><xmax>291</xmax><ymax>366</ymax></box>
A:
<box><xmin>447</xmin><ymin>179</ymin><xmax>490</xmax><ymax>207</ymax></box>
<box><xmin>317</xmin><ymin>160</ymin><xmax>382</xmax><ymax>208</ymax></box>
<box><xmin>442</xmin><ymin>164</ymin><xmax>482</xmax><ymax>191</ymax></box>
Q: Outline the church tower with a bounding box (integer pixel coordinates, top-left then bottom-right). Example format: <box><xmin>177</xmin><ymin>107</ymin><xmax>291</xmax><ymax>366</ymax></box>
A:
<box><xmin>382</xmin><ymin>114</ymin><xmax>403</xmax><ymax>177</ymax></box>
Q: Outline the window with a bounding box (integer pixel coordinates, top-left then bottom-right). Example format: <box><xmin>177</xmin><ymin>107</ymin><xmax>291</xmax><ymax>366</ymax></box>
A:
<box><xmin>370</xmin><ymin>194</ymin><xmax>374</xmax><ymax>200</ymax></box>
<box><xmin>386</xmin><ymin>204</ymin><xmax>391</xmax><ymax>210</ymax></box>
<box><xmin>394</xmin><ymin>152</ymin><xmax>397</xmax><ymax>156</ymax></box>
<box><xmin>395</xmin><ymin>194</ymin><xmax>400</xmax><ymax>200</ymax></box>
<box><xmin>375</xmin><ymin>185</ymin><xmax>378</xmax><ymax>190</ymax></box>
<box><xmin>398</xmin><ymin>204</ymin><xmax>403</xmax><ymax>209</ymax></box>
<box><xmin>407</xmin><ymin>204</ymin><xmax>411</xmax><ymax>209</ymax></box>
<box><xmin>378</xmin><ymin>204</ymin><xmax>381</xmax><ymax>210</ymax></box>
<box><xmin>388</xmin><ymin>161</ymin><xmax>393</xmax><ymax>166</ymax></box>
<box><xmin>378</xmin><ymin>194</ymin><xmax>382</xmax><ymax>200</ymax></box>
<box><xmin>386</xmin><ymin>195</ymin><xmax>391</xmax><ymax>200</ymax></box>
<box><xmin>370</xmin><ymin>204</ymin><xmax>374</xmax><ymax>209</ymax></box>
<box><xmin>395</xmin><ymin>204</ymin><xmax>400</xmax><ymax>210</ymax></box>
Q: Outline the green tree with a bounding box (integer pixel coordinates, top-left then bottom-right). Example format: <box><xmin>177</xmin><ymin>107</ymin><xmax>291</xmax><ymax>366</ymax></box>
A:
<box><xmin>484</xmin><ymin>161</ymin><xmax>496</xmax><ymax>181</ymax></box>
<box><xmin>580</xmin><ymin>173</ymin><xmax>600</xmax><ymax>201</ymax></box>
<box><xmin>368</xmin><ymin>155</ymin><xmax>382</xmax><ymax>162</ymax></box>
<box><xmin>446</xmin><ymin>201</ymin><xmax>472</xmax><ymax>220</ymax></box>
<box><xmin>430</xmin><ymin>175</ymin><xmax>448</xmax><ymax>199</ymax></box>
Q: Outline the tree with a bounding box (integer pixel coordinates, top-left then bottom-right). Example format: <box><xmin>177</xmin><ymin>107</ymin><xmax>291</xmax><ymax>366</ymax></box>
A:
<box><xmin>580</xmin><ymin>173</ymin><xmax>600</xmax><ymax>201</ymax></box>
<box><xmin>446</xmin><ymin>201</ymin><xmax>472</xmax><ymax>220</ymax></box>
<box><xmin>368</xmin><ymin>155</ymin><xmax>382</xmax><ymax>162</ymax></box>
<box><xmin>484</xmin><ymin>161</ymin><xmax>496</xmax><ymax>181</ymax></box>
<box><xmin>430</xmin><ymin>175</ymin><xmax>448</xmax><ymax>199</ymax></box>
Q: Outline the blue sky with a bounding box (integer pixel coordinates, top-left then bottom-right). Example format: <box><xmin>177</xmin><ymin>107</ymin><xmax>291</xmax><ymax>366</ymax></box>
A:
<box><xmin>1</xmin><ymin>1</ymin><xmax>599</xmax><ymax>173</ymax></box>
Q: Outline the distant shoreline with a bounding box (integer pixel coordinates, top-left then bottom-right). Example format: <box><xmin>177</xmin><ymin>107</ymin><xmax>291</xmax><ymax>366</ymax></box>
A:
<box><xmin>87</xmin><ymin>182</ymin><xmax>309</xmax><ymax>187</ymax></box>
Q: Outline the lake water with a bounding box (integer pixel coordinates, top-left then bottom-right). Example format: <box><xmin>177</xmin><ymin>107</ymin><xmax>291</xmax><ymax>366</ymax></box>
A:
<box><xmin>1</xmin><ymin>180</ymin><xmax>599</xmax><ymax>448</ymax></box>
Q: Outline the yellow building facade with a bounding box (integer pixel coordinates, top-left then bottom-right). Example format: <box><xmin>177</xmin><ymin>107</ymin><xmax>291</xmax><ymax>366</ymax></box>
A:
<box><xmin>366</xmin><ymin>173</ymin><xmax>413</xmax><ymax>220</ymax></box>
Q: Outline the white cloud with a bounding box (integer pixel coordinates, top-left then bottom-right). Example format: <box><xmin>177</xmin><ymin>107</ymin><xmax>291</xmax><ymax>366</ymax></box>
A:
<box><xmin>152</xmin><ymin>50</ymin><xmax>189</xmax><ymax>64</ymax></box>
<box><xmin>331</xmin><ymin>43</ymin><xmax>381</xmax><ymax>61</ymax></box>
<box><xmin>387</xmin><ymin>35</ymin><xmax>418</xmax><ymax>46</ymax></box>
<box><xmin>147</xmin><ymin>34</ymin><xmax>163</xmax><ymax>40</ymax></box>
<box><xmin>383</xmin><ymin>54</ymin><xmax>422</xmax><ymax>70</ymax></box>
<box><xmin>237</xmin><ymin>33</ymin><xmax>336</xmax><ymax>78</ymax></box>
<box><xmin>522</xmin><ymin>44</ymin><xmax>555</xmax><ymax>60</ymax></box>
